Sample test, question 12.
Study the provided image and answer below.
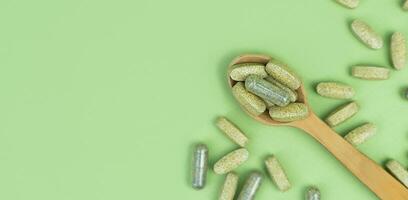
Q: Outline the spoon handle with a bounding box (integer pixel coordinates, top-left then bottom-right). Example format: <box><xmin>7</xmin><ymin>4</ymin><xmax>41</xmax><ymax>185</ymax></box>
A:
<box><xmin>293</xmin><ymin>113</ymin><xmax>408</xmax><ymax>200</ymax></box>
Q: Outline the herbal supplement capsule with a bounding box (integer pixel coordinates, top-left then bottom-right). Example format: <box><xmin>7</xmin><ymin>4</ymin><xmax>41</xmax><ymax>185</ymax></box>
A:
<box><xmin>305</xmin><ymin>186</ymin><xmax>321</xmax><ymax>200</ymax></box>
<box><xmin>325</xmin><ymin>101</ymin><xmax>359</xmax><ymax>127</ymax></box>
<box><xmin>351</xmin><ymin>66</ymin><xmax>390</xmax><ymax>80</ymax></box>
<box><xmin>351</xmin><ymin>19</ymin><xmax>383</xmax><ymax>49</ymax></box>
<box><xmin>265</xmin><ymin>60</ymin><xmax>301</xmax><ymax>90</ymax></box>
<box><xmin>245</xmin><ymin>75</ymin><xmax>291</xmax><ymax>107</ymax></box>
<box><xmin>229</xmin><ymin>63</ymin><xmax>268</xmax><ymax>81</ymax></box>
<box><xmin>219</xmin><ymin>172</ymin><xmax>239</xmax><ymax>200</ymax></box>
<box><xmin>344</xmin><ymin>123</ymin><xmax>377</xmax><ymax>145</ymax></box>
<box><xmin>214</xmin><ymin>148</ymin><xmax>249</xmax><ymax>175</ymax></box>
<box><xmin>216</xmin><ymin>117</ymin><xmax>249</xmax><ymax>147</ymax></box>
<box><xmin>237</xmin><ymin>171</ymin><xmax>263</xmax><ymax>200</ymax></box>
<box><xmin>265</xmin><ymin>76</ymin><xmax>298</xmax><ymax>102</ymax></box>
<box><xmin>316</xmin><ymin>82</ymin><xmax>355</xmax><ymax>99</ymax></box>
<box><xmin>391</xmin><ymin>32</ymin><xmax>406</xmax><ymax>70</ymax></box>
<box><xmin>265</xmin><ymin>155</ymin><xmax>291</xmax><ymax>191</ymax></box>
<box><xmin>335</xmin><ymin>0</ymin><xmax>359</xmax><ymax>9</ymax></box>
<box><xmin>386</xmin><ymin>160</ymin><xmax>408</xmax><ymax>187</ymax></box>
<box><xmin>269</xmin><ymin>103</ymin><xmax>309</xmax><ymax>122</ymax></box>
<box><xmin>192</xmin><ymin>144</ymin><xmax>208</xmax><ymax>189</ymax></box>
<box><xmin>232</xmin><ymin>82</ymin><xmax>267</xmax><ymax>116</ymax></box>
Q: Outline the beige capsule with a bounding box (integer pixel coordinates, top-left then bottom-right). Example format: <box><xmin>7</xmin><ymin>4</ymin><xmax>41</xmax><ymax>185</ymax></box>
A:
<box><xmin>265</xmin><ymin>155</ymin><xmax>291</xmax><ymax>191</ymax></box>
<box><xmin>265</xmin><ymin>76</ymin><xmax>298</xmax><ymax>102</ymax></box>
<box><xmin>351</xmin><ymin>19</ymin><xmax>383</xmax><ymax>49</ymax></box>
<box><xmin>229</xmin><ymin>63</ymin><xmax>268</xmax><ymax>81</ymax></box>
<box><xmin>265</xmin><ymin>59</ymin><xmax>301</xmax><ymax>90</ymax></box>
<box><xmin>325</xmin><ymin>101</ymin><xmax>359</xmax><ymax>127</ymax></box>
<box><xmin>344</xmin><ymin>123</ymin><xmax>377</xmax><ymax>145</ymax></box>
<box><xmin>316</xmin><ymin>82</ymin><xmax>355</xmax><ymax>99</ymax></box>
<box><xmin>216</xmin><ymin>117</ymin><xmax>249</xmax><ymax>147</ymax></box>
<box><xmin>386</xmin><ymin>160</ymin><xmax>408</xmax><ymax>188</ymax></box>
<box><xmin>335</xmin><ymin>0</ymin><xmax>359</xmax><ymax>9</ymax></box>
<box><xmin>218</xmin><ymin>172</ymin><xmax>239</xmax><ymax>200</ymax></box>
<box><xmin>232</xmin><ymin>82</ymin><xmax>267</xmax><ymax>116</ymax></box>
<box><xmin>391</xmin><ymin>32</ymin><xmax>406</xmax><ymax>70</ymax></box>
<box><xmin>269</xmin><ymin>103</ymin><xmax>309</xmax><ymax>122</ymax></box>
<box><xmin>351</xmin><ymin>66</ymin><xmax>390</xmax><ymax>80</ymax></box>
<box><xmin>214</xmin><ymin>148</ymin><xmax>249</xmax><ymax>175</ymax></box>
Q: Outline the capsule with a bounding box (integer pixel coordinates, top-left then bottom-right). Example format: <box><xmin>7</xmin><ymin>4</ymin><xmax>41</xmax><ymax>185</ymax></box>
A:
<box><xmin>265</xmin><ymin>155</ymin><xmax>291</xmax><ymax>191</ymax></box>
<box><xmin>325</xmin><ymin>101</ymin><xmax>359</xmax><ymax>127</ymax></box>
<box><xmin>404</xmin><ymin>0</ymin><xmax>408</xmax><ymax>10</ymax></box>
<box><xmin>391</xmin><ymin>32</ymin><xmax>406</xmax><ymax>70</ymax></box>
<box><xmin>316</xmin><ymin>82</ymin><xmax>355</xmax><ymax>99</ymax></box>
<box><xmin>351</xmin><ymin>66</ymin><xmax>390</xmax><ymax>80</ymax></box>
<box><xmin>269</xmin><ymin>103</ymin><xmax>309</xmax><ymax>122</ymax></box>
<box><xmin>386</xmin><ymin>160</ymin><xmax>408</xmax><ymax>187</ymax></box>
<box><xmin>192</xmin><ymin>144</ymin><xmax>209</xmax><ymax>189</ymax></box>
<box><xmin>229</xmin><ymin>63</ymin><xmax>268</xmax><ymax>81</ymax></box>
<box><xmin>245</xmin><ymin>75</ymin><xmax>291</xmax><ymax>107</ymax></box>
<box><xmin>305</xmin><ymin>186</ymin><xmax>321</xmax><ymax>200</ymax></box>
<box><xmin>237</xmin><ymin>171</ymin><xmax>263</xmax><ymax>200</ymax></box>
<box><xmin>351</xmin><ymin>19</ymin><xmax>383</xmax><ymax>49</ymax></box>
<box><xmin>344</xmin><ymin>123</ymin><xmax>377</xmax><ymax>146</ymax></box>
<box><xmin>216</xmin><ymin>117</ymin><xmax>249</xmax><ymax>147</ymax></box>
<box><xmin>232</xmin><ymin>82</ymin><xmax>267</xmax><ymax>116</ymax></box>
<box><xmin>265</xmin><ymin>59</ymin><xmax>301</xmax><ymax>90</ymax></box>
<box><xmin>219</xmin><ymin>172</ymin><xmax>239</xmax><ymax>200</ymax></box>
<box><xmin>265</xmin><ymin>76</ymin><xmax>298</xmax><ymax>102</ymax></box>
<box><xmin>335</xmin><ymin>0</ymin><xmax>359</xmax><ymax>9</ymax></box>
<box><xmin>214</xmin><ymin>148</ymin><xmax>249</xmax><ymax>175</ymax></box>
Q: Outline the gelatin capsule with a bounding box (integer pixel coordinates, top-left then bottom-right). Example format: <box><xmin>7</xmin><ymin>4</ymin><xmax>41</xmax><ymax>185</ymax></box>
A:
<box><xmin>219</xmin><ymin>172</ymin><xmax>239</xmax><ymax>200</ymax></box>
<box><xmin>269</xmin><ymin>103</ymin><xmax>309</xmax><ymax>122</ymax></box>
<box><xmin>344</xmin><ymin>123</ymin><xmax>376</xmax><ymax>145</ymax></box>
<box><xmin>325</xmin><ymin>102</ymin><xmax>359</xmax><ymax>127</ymax></box>
<box><xmin>216</xmin><ymin>117</ymin><xmax>249</xmax><ymax>147</ymax></box>
<box><xmin>391</xmin><ymin>32</ymin><xmax>406</xmax><ymax>70</ymax></box>
<box><xmin>229</xmin><ymin>63</ymin><xmax>268</xmax><ymax>81</ymax></box>
<box><xmin>232</xmin><ymin>82</ymin><xmax>267</xmax><ymax>116</ymax></box>
<box><xmin>192</xmin><ymin>143</ymin><xmax>209</xmax><ymax>189</ymax></box>
<box><xmin>335</xmin><ymin>0</ymin><xmax>359</xmax><ymax>9</ymax></box>
<box><xmin>265</xmin><ymin>59</ymin><xmax>301</xmax><ymax>90</ymax></box>
<box><xmin>245</xmin><ymin>75</ymin><xmax>291</xmax><ymax>107</ymax></box>
<box><xmin>316</xmin><ymin>82</ymin><xmax>355</xmax><ymax>99</ymax></box>
<box><xmin>265</xmin><ymin>76</ymin><xmax>298</xmax><ymax>102</ymax></box>
<box><xmin>386</xmin><ymin>160</ymin><xmax>408</xmax><ymax>187</ymax></box>
<box><xmin>237</xmin><ymin>171</ymin><xmax>263</xmax><ymax>200</ymax></box>
<box><xmin>305</xmin><ymin>186</ymin><xmax>321</xmax><ymax>200</ymax></box>
<box><xmin>265</xmin><ymin>155</ymin><xmax>291</xmax><ymax>191</ymax></box>
<box><xmin>351</xmin><ymin>66</ymin><xmax>390</xmax><ymax>80</ymax></box>
<box><xmin>214</xmin><ymin>148</ymin><xmax>249</xmax><ymax>175</ymax></box>
<box><xmin>351</xmin><ymin>19</ymin><xmax>383</xmax><ymax>49</ymax></box>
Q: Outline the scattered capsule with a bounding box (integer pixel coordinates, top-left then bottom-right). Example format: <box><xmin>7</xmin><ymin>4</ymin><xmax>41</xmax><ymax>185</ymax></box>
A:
<box><xmin>229</xmin><ymin>63</ymin><xmax>268</xmax><ymax>81</ymax></box>
<box><xmin>351</xmin><ymin>66</ymin><xmax>390</xmax><ymax>80</ymax></box>
<box><xmin>265</xmin><ymin>155</ymin><xmax>291</xmax><ymax>191</ymax></box>
<box><xmin>404</xmin><ymin>0</ymin><xmax>408</xmax><ymax>10</ymax></box>
<box><xmin>351</xmin><ymin>19</ymin><xmax>383</xmax><ymax>49</ymax></box>
<box><xmin>265</xmin><ymin>76</ymin><xmax>298</xmax><ymax>102</ymax></box>
<box><xmin>232</xmin><ymin>82</ymin><xmax>267</xmax><ymax>116</ymax></box>
<box><xmin>391</xmin><ymin>32</ymin><xmax>406</xmax><ymax>70</ymax></box>
<box><xmin>216</xmin><ymin>117</ymin><xmax>249</xmax><ymax>147</ymax></box>
<box><xmin>237</xmin><ymin>171</ymin><xmax>263</xmax><ymax>200</ymax></box>
<box><xmin>305</xmin><ymin>186</ymin><xmax>321</xmax><ymax>200</ymax></box>
<box><xmin>316</xmin><ymin>82</ymin><xmax>355</xmax><ymax>99</ymax></box>
<box><xmin>325</xmin><ymin>101</ymin><xmax>359</xmax><ymax>127</ymax></box>
<box><xmin>245</xmin><ymin>75</ymin><xmax>291</xmax><ymax>107</ymax></box>
<box><xmin>265</xmin><ymin>59</ymin><xmax>301</xmax><ymax>90</ymax></box>
<box><xmin>269</xmin><ymin>103</ymin><xmax>309</xmax><ymax>122</ymax></box>
<box><xmin>344</xmin><ymin>123</ymin><xmax>377</xmax><ymax>145</ymax></box>
<box><xmin>192</xmin><ymin>144</ymin><xmax>209</xmax><ymax>189</ymax></box>
<box><xmin>214</xmin><ymin>148</ymin><xmax>249</xmax><ymax>175</ymax></box>
<box><xmin>219</xmin><ymin>172</ymin><xmax>239</xmax><ymax>200</ymax></box>
<box><xmin>335</xmin><ymin>0</ymin><xmax>359</xmax><ymax>9</ymax></box>
<box><xmin>386</xmin><ymin>160</ymin><xmax>408</xmax><ymax>188</ymax></box>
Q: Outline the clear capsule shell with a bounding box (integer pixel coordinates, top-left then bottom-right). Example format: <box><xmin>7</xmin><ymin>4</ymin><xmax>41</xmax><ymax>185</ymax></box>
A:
<box><xmin>192</xmin><ymin>144</ymin><xmax>209</xmax><ymax>189</ymax></box>
<box><xmin>351</xmin><ymin>19</ymin><xmax>383</xmax><ymax>49</ymax></box>
<box><xmin>305</xmin><ymin>186</ymin><xmax>321</xmax><ymax>200</ymax></box>
<box><xmin>214</xmin><ymin>148</ymin><xmax>249</xmax><ymax>175</ymax></box>
<box><xmin>229</xmin><ymin>63</ymin><xmax>268</xmax><ymax>81</ymax></box>
<box><xmin>391</xmin><ymin>32</ymin><xmax>406</xmax><ymax>70</ymax></box>
<box><xmin>386</xmin><ymin>160</ymin><xmax>408</xmax><ymax>188</ymax></box>
<box><xmin>325</xmin><ymin>101</ymin><xmax>359</xmax><ymax>127</ymax></box>
<box><xmin>351</xmin><ymin>66</ymin><xmax>390</xmax><ymax>80</ymax></box>
<box><xmin>316</xmin><ymin>82</ymin><xmax>355</xmax><ymax>99</ymax></box>
<box><xmin>216</xmin><ymin>117</ymin><xmax>249</xmax><ymax>147</ymax></box>
<box><xmin>245</xmin><ymin>75</ymin><xmax>291</xmax><ymax>107</ymax></box>
<box><xmin>237</xmin><ymin>171</ymin><xmax>263</xmax><ymax>200</ymax></box>
<box><xmin>232</xmin><ymin>82</ymin><xmax>267</xmax><ymax>116</ymax></box>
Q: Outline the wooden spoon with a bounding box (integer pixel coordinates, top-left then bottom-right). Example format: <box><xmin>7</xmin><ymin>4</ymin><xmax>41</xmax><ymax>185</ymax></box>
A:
<box><xmin>228</xmin><ymin>54</ymin><xmax>408</xmax><ymax>200</ymax></box>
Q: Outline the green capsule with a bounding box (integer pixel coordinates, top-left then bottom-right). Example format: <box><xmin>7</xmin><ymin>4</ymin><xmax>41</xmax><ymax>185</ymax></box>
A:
<box><xmin>265</xmin><ymin>76</ymin><xmax>298</xmax><ymax>102</ymax></box>
<box><xmin>216</xmin><ymin>117</ymin><xmax>249</xmax><ymax>147</ymax></box>
<box><xmin>265</xmin><ymin>155</ymin><xmax>291</xmax><ymax>191</ymax></box>
<box><xmin>386</xmin><ymin>160</ymin><xmax>408</xmax><ymax>187</ymax></box>
<box><xmin>232</xmin><ymin>82</ymin><xmax>267</xmax><ymax>116</ymax></box>
<box><xmin>351</xmin><ymin>19</ymin><xmax>383</xmax><ymax>50</ymax></box>
<box><xmin>325</xmin><ymin>102</ymin><xmax>359</xmax><ymax>127</ymax></box>
<box><xmin>391</xmin><ymin>32</ymin><xmax>406</xmax><ymax>70</ymax></box>
<box><xmin>269</xmin><ymin>103</ymin><xmax>309</xmax><ymax>122</ymax></box>
<box><xmin>218</xmin><ymin>172</ymin><xmax>239</xmax><ymax>200</ymax></box>
<box><xmin>265</xmin><ymin>59</ymin><xmax>301</xmax><ymax>90</ymax></box>
<box><xmin>245</xmin><ymin>75</ymin><xmax>291</xmax><ymax>107</ymax></box>
<box><xmin>213</xmin><ymin>148</ymin><xmax>249</xmax><ymax>175</ymax></box>
<box><xmin>316</xmin><ymin>82</ymin><xmax>355</xmax><ymax>99</ymax></box>
<box><xmin>351</xmin><ymin>66</ymin><xmax>390</xmax><ymax>80</ymax></box>
<box><xmin>335</xmin><ymin>0</ymin><xmax>359</xmax><ymax>9</ymax></box>
<box><xmin>229</xmin><ymin>63</ymin><xmax>268</xmax><ymax>81</ymax></box>
<box><xmin>344</xmin><ymin>123</ymin><xmax>376</xmax><ymax>145</ymax></box>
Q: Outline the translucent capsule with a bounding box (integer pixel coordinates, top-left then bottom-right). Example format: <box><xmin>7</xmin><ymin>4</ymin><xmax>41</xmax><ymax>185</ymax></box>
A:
<box><xmin>305</xmin><ymin>186</ymin><xmax>321</xmax><ymax>200</ymax></box>
<box><xmin>265</xmin><ymin>76</ymin><xmax>298</xmax><ymax>102</ymax></box>
<box><xmin>391</xmin><ymin>32</ymin><xmax>406</xmax><ymax>70</ymax></box>
<box><xmin>214</xmin><ymin>148</ymin><xmax>249</xmax><ymax>175</ymax></box>
<box><xmin>351</xmin><ymin>66</ymin><xmax>390</xmax><ymax>80</ymax></box>
<box><xmin>269</xmin><ymin>103</ymin><xmax>309</xmax><ymax>122</ymax></box>
<box><xmin>335</xmin><ymin>0</ymin><xmax>359</xmax><ymax>9</ymax></box>
<box><xmin>386</xmin><ymin>160</ymin><xmax>408</xmax><ymax>187</ymax></box>
<box><xmin>316</xmin><ymin>82</ymin><xmax>355</xmax><ymax>99</ymax></box>
<box><xmin>344</xmin><ymin>123</ymin><xmax>377</xmax><ymax>146</ymax></box>
<box><xmin>245</xmin><ymin>75</ymin><xmax>291</xmax><ymax>107</ymax></box>
<box><xmin>229</xmin><ymin>63</ymin><xmax>268</xmax><ymax>81</ymax></box>
<box><xmin>265</xmin><ymin>59</ymin><xmax>301</xmax><ymax>90</ymax></box>
<box><xmin>232</xmin><ymin>82</ymin><xmax>267</xmax><ymax>116</ymax></box>
<box><xmin>325</xmin><ymin>102</ymin><xmax>359</xmax><ymax>127</ymax></box>
<box><xmin>218</xmin><ymin>172</ymin><xmax>239</xmax><ymax>200</ymax></box>
<box><xmin>237</xmin><ymin>171</ymin><xmax>263</xmax><ymax>200</ymax></box>
<box><xmin>265</xmin><ymin>155</ymin><xmax>291</xmax><ymax>191</ymax></box>
<box><xmin>351</xmin><ymin>19</ymin><xmax>383</xmax><ymax>49</ymax></box>
<box><xmin>216</xmin><ymin>117</ymin><xmax>249</xmax><ymax>147</ymax></box>
<box><xmin>192</xmin><ymin>143</ymin><xmax>209</xmax><ymax>189</ymax></box>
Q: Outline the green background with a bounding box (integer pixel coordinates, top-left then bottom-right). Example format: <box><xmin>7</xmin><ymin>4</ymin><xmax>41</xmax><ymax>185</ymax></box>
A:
<box><xmin>1</xmin><ymin>0</ymin><xmax>408</xmax><ymax>199</ymax></box>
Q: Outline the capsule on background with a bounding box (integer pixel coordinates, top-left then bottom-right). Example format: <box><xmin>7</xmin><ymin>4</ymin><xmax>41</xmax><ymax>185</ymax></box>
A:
<box><xmin>325</xmin><ymin>101</ymin><xmax>359</xmax><ymax>127</ymax></box>
<box><xmin>214</xmin><ymin>148</ymin><xmax>249</xmax><ymax>175</ymax></box>
<box><xmin>245</xmin><ymin>75</ymin><xmax>291</xmax><ymax>107</ymax></box>
<box><xmin>237</xmin><ymin>171</ymin><xmax>263</xmax><ymax>200</ymax></box>
<box><xmin>232</xmin><ymin>82</ymin><xmax>267</xmax><ymax>116</ymax></box>
<box><xmin>216</xmin><ymin>117</ymin><xmax>249</xmax><ymax>147</ymax></box>
<box><xmin>305</xmin><ymin>186</ymin><xmax>321</xmax><ymax>200</ymax></box>
<box><xmin>264</xmin><ymin>155</ymin><xmax>291</xmax><ymax>191</ymax></box>
<box><xmin>269</xmin><ymin>103</ymin><xmax>309</xmax><ymax>122</ymax></box>
<box><xmin>192</xmin><ymin>143</ymin><xmax>208</xmax><ymax>189</ymax></box>
<box><xmin>229</xmin><ymin>63</ymin><xmax>268</xmax><ymax>81</ymax></box>
<box><xmin>351</xmin><ymin>19</ymin><xmax>383</xmax><ymax>49</ymax></box>
<box><xmin>386</xmin><ymin>160</ymin><xmax>408</xmax><ymax>187</ymax></box>
<box><xmin>218</xmin><ymin>172</ymin><xmax>239</xmax><ymax>200</ymax></box>
<box><xmin>265</xmin><ymin>59</ymin><xmax>301</xmax><ymax>90</ymax></box>
<box><xmin>344</xmin><ymin>123</ymin><xmax>377</xmax><ymax>146</ymax></box>
<box><xmin>335</xmin><ymin>0</ymin><xmax>359</xmax><ymax>9</ymax></box>
<box><xmin>351</xmin><ymin>66</ymin><xmax>390</xmax><ymax>80</ymax></box>
<box><xmin>391</xmin><ymin>32</ymin><xmax>406</xmax><ymax>70</ymax></box>
<box><xmin>316</xmin><ymin>82</ymin><xmax>355</xmax><ymax>99</ymax></box>
<box><xmin>265</xmin><ymin>76</ymin><xmax>298</xmax><ymax>102</ymax></box>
